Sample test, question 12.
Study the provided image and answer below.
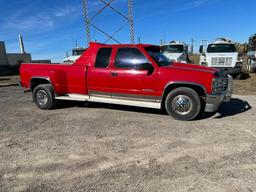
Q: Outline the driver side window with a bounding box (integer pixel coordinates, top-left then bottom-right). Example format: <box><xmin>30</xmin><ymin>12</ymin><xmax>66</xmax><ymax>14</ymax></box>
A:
<box><xmin>115</xmin><ymin>48</ymin><xmax>149</xmax><ymax>69</ymax></box>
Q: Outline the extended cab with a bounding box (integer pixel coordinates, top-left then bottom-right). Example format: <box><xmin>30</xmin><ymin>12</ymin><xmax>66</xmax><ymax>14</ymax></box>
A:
<box><xmin>20</xmin><ymin>42</ymin><xmax>233</xmax><ymax>121</ymax></box>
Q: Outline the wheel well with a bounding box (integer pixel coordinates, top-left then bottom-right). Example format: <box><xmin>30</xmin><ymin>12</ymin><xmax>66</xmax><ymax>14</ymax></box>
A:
<box><xmin>31</xmin><ymin>78</ymin><xmax>51</xmax><ymax>92</ymax></box>
<box><xmin>161</xmin><ymin>83</ymin><xmax>206</xmax><ymax>108</ymax></box>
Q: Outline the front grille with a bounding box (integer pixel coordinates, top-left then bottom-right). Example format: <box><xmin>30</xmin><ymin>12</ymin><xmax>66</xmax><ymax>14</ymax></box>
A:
<box><xmin>212</xmin><ymin>77</ymin><xmax>231</xmax><ymax>94</ymax></box>
<box><xmin>211</xmin><ymin>57</ymin><xmax>233</xmax><ymax>67</ymax></box>
<box><xmin>222</xmin><ymin>78</ymin><xmax>229</xmax><ymax>92</ymax></box>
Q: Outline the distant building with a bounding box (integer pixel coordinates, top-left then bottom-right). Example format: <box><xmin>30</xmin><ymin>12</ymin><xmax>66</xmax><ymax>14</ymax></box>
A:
<box><xmin>0</xmin><ymin>41</ymin><xmax>32</xmax><ymax>68</ymax></box>
<box><xmin>0</xmin><ymin>35</ymin><xmax>52</xmax><ymax>75</ymax></box>
<box><xmin>0</xmin><ymin>41</ymin><xmax>10</xmax><ymax>66</ymax></box>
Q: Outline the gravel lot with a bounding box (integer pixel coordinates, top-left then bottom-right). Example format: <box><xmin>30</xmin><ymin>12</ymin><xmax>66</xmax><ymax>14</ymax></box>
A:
<box><xmin>0</xmin><ymin>86</ymin><xmax>256</xmax><ymax>192</ymax></box>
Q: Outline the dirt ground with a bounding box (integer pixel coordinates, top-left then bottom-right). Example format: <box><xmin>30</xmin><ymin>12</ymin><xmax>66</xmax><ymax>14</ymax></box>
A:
<box><xmin>0</xmin><ymin>76</ymin><xmax>19</xmax><ymax>87</ymax></box>
<box><xmin>234</xmin><ymin>73</ymin><xmax>256</xmax><ymax>95</ymax></box>
<box><xmin>0</xmin><ymin>86</ymin><xmax>256</xmax><ymax>192</ymax></box>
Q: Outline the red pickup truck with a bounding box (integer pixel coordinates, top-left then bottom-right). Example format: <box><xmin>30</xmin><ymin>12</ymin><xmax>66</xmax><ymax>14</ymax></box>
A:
<box><xmin>20</xmin><ymin>42</ymin><xmax>233</xmax><ymax>121</ymax></box>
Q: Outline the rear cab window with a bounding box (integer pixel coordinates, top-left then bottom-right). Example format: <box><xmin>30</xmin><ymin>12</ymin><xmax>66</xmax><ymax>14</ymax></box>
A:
<box><xmin>95</xmin><ymin>48</ymin><xmax>112</xmax><ymax>68</ymax></box>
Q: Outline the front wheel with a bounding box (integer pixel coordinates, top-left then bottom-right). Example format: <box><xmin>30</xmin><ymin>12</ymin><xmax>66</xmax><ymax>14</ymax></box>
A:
<box><xmin>165</xmin><ymin>87</ymin><xmax>202</xmax><ymax>121</ymax></box>
<box><xmin>33</xmin><ymin>84</ymin><xmax>55</xmax><ymax>110</ymax></box>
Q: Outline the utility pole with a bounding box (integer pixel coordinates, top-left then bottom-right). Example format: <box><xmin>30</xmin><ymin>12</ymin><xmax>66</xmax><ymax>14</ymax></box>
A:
<box><xmin>82</xmin><ymin>0</ymin><xmax>135</xmax><ymax>45</ymax></box>
<box><xmin>82</xmin><ymin>0</ymin><xmax>91</xmax><ymax>47</ymax></box>
<box><xmin>128</xmin><ymin>0</ymin><xmax>135</xmax><ymax>44</ymax></box>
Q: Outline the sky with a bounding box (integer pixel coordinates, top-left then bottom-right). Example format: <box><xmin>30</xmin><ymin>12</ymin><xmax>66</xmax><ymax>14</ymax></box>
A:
<box><xmin>0</xmin><ymin>0</ymin><xmax>255</xmax><ymax>62</ymax></box>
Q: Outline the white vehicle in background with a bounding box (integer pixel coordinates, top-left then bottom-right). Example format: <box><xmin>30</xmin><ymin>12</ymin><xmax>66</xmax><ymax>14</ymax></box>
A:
<box><xmin>247</xmin><ymin>34</ymin><xmax>256</xmax><ymax>73</ymax></box>
<box><xmin>63</xmin><ymin>47</ymin><xmax>86</xmax><ymax>64</ymax></box>
<box><xmin>161</xmin><ymin>41</ymin><xmax>190</xmax><ymax>63</ymax></box>
<box><xmin>199</xmin><ymin>38</ymin><xmax>243</xmax><ymax>77</ymax></box>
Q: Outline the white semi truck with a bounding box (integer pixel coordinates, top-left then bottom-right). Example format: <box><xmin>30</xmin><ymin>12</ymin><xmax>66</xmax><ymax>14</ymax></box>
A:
<box><xmin>247</xmin><ymin>34</ymin><xmax>256</xmax><ymax>73</ymax></box>
<box><xmin>63</xmin><ymin>47</ymin><xmax>86</xmax><ymax>64</ymax></box>
<box><xmin>161</xmin><ymin>41</ymin><xmax>190</xmax><ymax>63</ymax></box>
<box><xmin>199</xmin><ymin>38</ymin><xmax>243</xmax><ymax>77</ymax></box>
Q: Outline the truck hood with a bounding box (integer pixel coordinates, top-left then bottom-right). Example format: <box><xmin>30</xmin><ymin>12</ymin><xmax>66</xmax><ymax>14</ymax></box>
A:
<box><xmin>205</xmin><ymin>52</ymin><xmax>238</xmax><ymax>57</ymax></box>
<box><xmin>167</xmin><ymin>62</ymin><xmax>218</xmax><ymax>75</ymax></box>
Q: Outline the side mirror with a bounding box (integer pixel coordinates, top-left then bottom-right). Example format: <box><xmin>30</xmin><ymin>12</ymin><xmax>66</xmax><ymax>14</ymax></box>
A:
<box><xmin>139</xmin><ymin>63</ymin><xmax>154</xmax><ymax>75</ymax></box>
<box><xmin>199</xmin><ymin>45</ymin><xmax>203</xmax><ymax>53</ymax></box>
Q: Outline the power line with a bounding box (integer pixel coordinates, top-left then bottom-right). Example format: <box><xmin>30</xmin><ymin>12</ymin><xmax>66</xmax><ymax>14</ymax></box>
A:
<box><xmin>82</xmin><ymin>0</ymin><xmax>135</xmax><ymax>46</ymax></box>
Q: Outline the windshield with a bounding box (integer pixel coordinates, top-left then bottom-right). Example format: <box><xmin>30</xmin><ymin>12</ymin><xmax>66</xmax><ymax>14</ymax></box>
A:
<box><xmin>145</xmin><ymin>47</ymin><xmax>171</xmax><ymax>67</ymax></box>
<box><xmin>207</xmin><ymin>44</ymin><xmax>237</xmax><ymax>53</ymax></box>
<box><xmin>162</xmin><ymin>45</ymin><xmax>184</xmax><ymax>53</ymax></box>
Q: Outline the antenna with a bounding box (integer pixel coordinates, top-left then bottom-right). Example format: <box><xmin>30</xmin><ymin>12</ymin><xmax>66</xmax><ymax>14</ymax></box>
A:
<box><xmin>82</xmin><ymin>0</ymin><xmax>135</xmax><ymax>46</ymax></box>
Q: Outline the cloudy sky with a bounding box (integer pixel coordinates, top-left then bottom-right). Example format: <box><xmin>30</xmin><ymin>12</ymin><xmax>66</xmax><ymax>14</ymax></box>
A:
<box><xmin>0</xmin><ymin>0</ymin><xmax>255</xmax><ymax>62</ymax></box>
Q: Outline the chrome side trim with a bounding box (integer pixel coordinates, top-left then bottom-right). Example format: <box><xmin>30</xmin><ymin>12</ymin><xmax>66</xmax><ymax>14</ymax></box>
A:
<box><xmin>55</xmin><ymin>94</ymin><xmax>89</xmax><ymax>101</ymax></box>
<box><xmin>88</xmin><ymin>91</ymin><xmax>111</xmax><ymax>98</ymax></box>
<box><xmin>89</xmin><ymin>90</ymin><xmax>161</xmax><ymax>102</ymax></box>
<box><xmin>55</xmin><ymin>94</ymin><xmax>161</xmax><ymax>109</ymax></box>
<box><xmin>89</xmin><ymin>96</ymin><xmax>161</xmax><ymax>109</ymax></box>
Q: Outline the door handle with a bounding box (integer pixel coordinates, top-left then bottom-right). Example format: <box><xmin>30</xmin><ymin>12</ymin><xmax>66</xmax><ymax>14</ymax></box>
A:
<box><xmin>111</xmin><ymin>72</ymin><xmax>118</xmax><ymax>77</ymax></box>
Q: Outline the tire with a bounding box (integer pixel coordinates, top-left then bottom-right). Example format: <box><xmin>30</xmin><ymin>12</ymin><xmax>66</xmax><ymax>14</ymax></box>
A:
<box><xmin>165</xmin><ymin>87</ymin><xmax>201</xmax><ymax>121</ymax></box>
<box><xmin>33</xmin><ymin>84</ymin><xmax>55</xmax><ymax>110</ymax></box>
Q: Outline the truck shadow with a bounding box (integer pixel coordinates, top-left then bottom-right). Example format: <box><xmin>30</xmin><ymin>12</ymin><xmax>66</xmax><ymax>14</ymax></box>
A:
<box><xmin>55</xmin><ymin>98</ymin><xmax>252</xmax><ymax>119</ymax></box>
<box><xmin>215</xmin><ymin>98</ymin><xmax>252</xmax><ymax>119</ymax></box>
<box><xmin>200</xmin><ymin>98</ymin><xmax>252</xmax><ymax>120</ymax></box>
<box><xmin>55</xmin><ymin>101</ymin><xmax>163</xmax><ymax>114</ymax></box>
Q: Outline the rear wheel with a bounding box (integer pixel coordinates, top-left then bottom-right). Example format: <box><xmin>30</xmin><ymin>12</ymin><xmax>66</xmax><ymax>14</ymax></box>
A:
<box><xmin>33</xmin><ymin>84</ymin><xmax>55</xmax><ymax>110</ymax></box>
<box><xmin>165</xmin><ymin>87</ymin><xmax>202</xmax><ymax>121</ymax></box>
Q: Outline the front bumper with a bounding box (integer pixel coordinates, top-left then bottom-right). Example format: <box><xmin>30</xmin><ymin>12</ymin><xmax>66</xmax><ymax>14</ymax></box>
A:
<box><xmin>205</xmin><ymin>76</ymin><xmax>233</xmax><ymax>113</ymax></box>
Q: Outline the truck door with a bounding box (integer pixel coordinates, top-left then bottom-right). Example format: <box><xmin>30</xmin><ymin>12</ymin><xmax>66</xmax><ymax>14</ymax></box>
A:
<box><xmin>87</xmin><ymin>48</ymin><xmax>112</xmax><ymax>95</ymax></box>
<box><xmin>110</xmin><ymin>47</ymin><xmax>159</xmax><ymax>101</ymax></box>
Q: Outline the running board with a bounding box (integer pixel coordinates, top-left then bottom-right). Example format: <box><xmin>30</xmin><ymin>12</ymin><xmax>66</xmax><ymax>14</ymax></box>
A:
<box><xmin>55</xmin><ymin>94</ymin><xmax>161</xmax><ymax>109</ymax></box>
<box><xmin>55</xmin><ymin>94</ymin><xmax>89</xmax><ymax>101</ymax></box>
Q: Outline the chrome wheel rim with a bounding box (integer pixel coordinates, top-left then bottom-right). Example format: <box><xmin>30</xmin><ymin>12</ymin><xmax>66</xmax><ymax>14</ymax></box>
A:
<box><xmin>172</xmin><ymin>95</ymin><xmax>193</xmax><ymax>115</ymax></box>
<box><xmin>36</xmin><ymin>90</ymin><xmax>48</xmax><ymax>106</ymax></box>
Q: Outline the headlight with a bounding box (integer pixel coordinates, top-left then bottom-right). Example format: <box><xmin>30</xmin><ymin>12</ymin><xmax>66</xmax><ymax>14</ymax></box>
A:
<box><xmin>201</xmin><ymin>62</ymin><xmax>208</xmax><ymax>66</ymax></box>
<box><xmin>212</xmin><ymin>78</ymin><xmax>228</xmax><ymax>94</ymax></box>
<box><xmin>235</xmin><ymin>62</ymin><xmax>243</xmax><ymax>68</ymax></box>
<box><xmin>177</xmin><ymin>57</ymin><xmax>182</xmax><ymax>62</ymax></box>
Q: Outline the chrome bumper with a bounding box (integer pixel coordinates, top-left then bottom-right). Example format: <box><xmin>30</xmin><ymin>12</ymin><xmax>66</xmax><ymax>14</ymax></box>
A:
<box><xmin>205</xmin><ymin>76</ymin><xmax>233</xmax><ymax>113</ymax></box>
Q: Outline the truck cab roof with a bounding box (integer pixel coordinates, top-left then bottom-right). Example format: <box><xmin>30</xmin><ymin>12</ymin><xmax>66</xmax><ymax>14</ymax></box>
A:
<box><xmin>213</xmin><ymin>38</ymin><xmax>234</xmax><ymax>44</ymax></box>
<box><xmin>89</xmin><ymin>42</ymin><xmax>157</xmax><ymax>48</ymax></box>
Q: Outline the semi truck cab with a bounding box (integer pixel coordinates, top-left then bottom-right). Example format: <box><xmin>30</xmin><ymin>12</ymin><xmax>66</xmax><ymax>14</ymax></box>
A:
<box><xmin>161</xmin><ymin>41</ymin><xmax>189</xmax><ymax>63</ymax></box>
<box><xmin>199</xmin><ymin>38</ymin><xmax>243</xmax><ymax>77</ymax></box>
